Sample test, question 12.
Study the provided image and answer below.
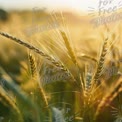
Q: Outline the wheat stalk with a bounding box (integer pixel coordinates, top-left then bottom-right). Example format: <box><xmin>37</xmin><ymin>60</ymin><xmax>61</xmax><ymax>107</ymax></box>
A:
<box><xmin>79</xmin><ymin>54</ymin><xmax>98</xmax><ymax>64</ymax></box>
<box><xmin>0</xmin><ymin>31</ymin><xmax>77</xmax><ymax>83</ymax></box>
<box><xmin>0</xmin><ymin>67</ymin><xmax>41</xmax><ymax>122</ymax></box>
<box><xmin>95</xmin><ymin>79</ymin><xmax>122</xmax><ymax>120</ymax></box>
<box><xmin>0</xmin><ymin>86</ymin><xmax>23</xmax><ymax>122</ymax></box>
<box><xmin>28</xmin><ymin>53</ymin><xmax>48</xmax><ymax>107</ymax></box>
<box><xmin>38</xmin><ymin>85</ymin><xmax>48</xmax><ymax>107</ymax></box>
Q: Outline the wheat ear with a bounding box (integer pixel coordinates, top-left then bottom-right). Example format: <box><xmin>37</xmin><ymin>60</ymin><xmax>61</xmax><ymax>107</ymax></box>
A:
<box><xmin>0</xmin><ymin>31</ymin><xmax>76</xmax><ymax>81</ymax></box>
<box><xmin>60</xmin><ymin>31</ymin><xmax>77</xmax><ymax>65</ymax></box>
<box><xmin>28</xmin><ymin>54</ymin><xmax>50</xmax><ymax>121</ymax></box>
<box><xmin>28</xmin><ymin>53</ymin><xmax>48</xmax><ymax>107</ymax></box>
<box><xmin>28</xmin><ymin>53</ymin><xmax>37</xmax><ymax>78</ymax></box>
<box><xmin>0</xmin><ymin>32</ymin><xmax>67</xmax><ymax>72</ymax></box>
<box><xmin>93</xmin><ymin>37</ymin><xmax>108</xmax><ymax>83</ymax></box>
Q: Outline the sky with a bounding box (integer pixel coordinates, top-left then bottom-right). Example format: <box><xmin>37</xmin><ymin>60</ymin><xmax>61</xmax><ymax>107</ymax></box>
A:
<box><xmin>0</xmin><ymin>0</ymin><xmax>98</xmax><ymax>12</ymax></box>
<box><xmin>0</xmin><ymin>0</ymin><xmax>121</xmax><ymax>14</ymax></box>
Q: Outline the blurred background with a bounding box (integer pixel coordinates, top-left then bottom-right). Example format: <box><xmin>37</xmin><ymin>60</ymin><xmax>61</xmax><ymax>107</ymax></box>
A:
<box><xmin>0</xmin><ymin>0</ymin><xmax>122</xmax><ymax>122</ymax></box>
<box><xmin>0</xmin><ymin>0</ymin><xmax>122</xmax><ymax>75</ymax></box>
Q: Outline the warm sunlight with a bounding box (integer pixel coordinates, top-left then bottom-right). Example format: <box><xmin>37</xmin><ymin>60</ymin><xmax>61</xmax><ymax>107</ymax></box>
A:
<box><xmin>0</xmin><ymin>0</ymin><xmax>122</xmax><ymax>122</ymax></box>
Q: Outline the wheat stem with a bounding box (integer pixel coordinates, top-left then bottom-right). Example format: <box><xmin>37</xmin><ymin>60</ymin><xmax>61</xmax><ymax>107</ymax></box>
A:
<box><xmin>0</xmin><ymin>67</ymin><xmax>41</xmax><ymax>122</ymax></box>
<box><xmin>95</xmin><ymin>79</ymin><xmax>122</xmax><ymax>120</ymax></box>
<box><xmin>0</xmin><ymin>86</ymin><xmax>23</xmax><ymax>122</ymax></box>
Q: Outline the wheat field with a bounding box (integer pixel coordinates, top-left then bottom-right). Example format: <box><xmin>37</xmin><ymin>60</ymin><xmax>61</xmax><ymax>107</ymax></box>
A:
<box><xmin>0</xmin><ymin>10</ymin><xmax>122</xmax><ymax>122</ymax></box>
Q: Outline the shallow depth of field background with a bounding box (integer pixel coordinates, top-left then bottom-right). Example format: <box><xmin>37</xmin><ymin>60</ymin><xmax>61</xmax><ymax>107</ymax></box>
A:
<box><xmin>0</xmin><ymin>2</ymin><xmax>122</xmax><ymax>122</ymax></box>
